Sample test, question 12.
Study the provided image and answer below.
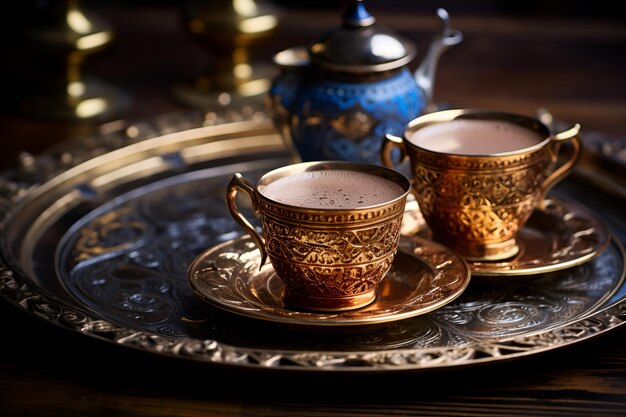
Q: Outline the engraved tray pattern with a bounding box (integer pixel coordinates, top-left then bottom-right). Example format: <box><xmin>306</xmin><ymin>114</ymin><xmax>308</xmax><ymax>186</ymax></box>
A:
<box><xmin>1</xmin><ymin>110</ymin><xmax>626</xmax><ymax>372</ymax></box>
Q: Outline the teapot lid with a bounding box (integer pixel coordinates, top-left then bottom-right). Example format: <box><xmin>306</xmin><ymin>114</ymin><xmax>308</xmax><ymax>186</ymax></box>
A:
<box><xmin>309</xmin><ymin>0</ymin><xmax>415</xmax><ymax>74</ymax></box>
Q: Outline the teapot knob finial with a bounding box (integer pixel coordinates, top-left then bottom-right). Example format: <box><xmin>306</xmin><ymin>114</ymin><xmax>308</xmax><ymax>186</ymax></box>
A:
<box><xmin>343</xmin><ymin>0</ymin><xmax>376</xmax><ymax>27</ymax></box>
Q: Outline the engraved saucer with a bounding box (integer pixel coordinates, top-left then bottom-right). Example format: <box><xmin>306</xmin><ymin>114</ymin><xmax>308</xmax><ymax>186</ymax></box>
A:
<box><xmin>188</xmin><ymin>235</ymin><xmax>471</xmax><ymax>326</ymax></box>
<box><xmin>401</xmin><ymin>195</ymin><xmax>612</xmax><ymax>276</ymax></box>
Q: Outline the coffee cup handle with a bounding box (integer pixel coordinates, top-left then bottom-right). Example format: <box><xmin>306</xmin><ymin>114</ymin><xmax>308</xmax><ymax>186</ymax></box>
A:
<box><xmin>381</xmin><ymin>134</ymin><xmax>408</xmax><ymax>169</ymax></box>
<box><xmin>537</xmin><ymin>123</ymin><xmax>581</xmax><ymax>210</ymax></box>
<box><xmin>226</xmin><ymin>173</ymin><xmax>268</xmax><ymax>268</ymax></box>
<box><xmin>382</xmin><ymin>134</ymin><xmax>423</xmax><ymax>202</ymax></box>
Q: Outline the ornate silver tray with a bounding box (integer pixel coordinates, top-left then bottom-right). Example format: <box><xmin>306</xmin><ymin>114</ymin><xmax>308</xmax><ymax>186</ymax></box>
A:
<box><xmin>1</xmin><ymin>110</ymin><xmax>626</xmax><ymax>372</ymax></box>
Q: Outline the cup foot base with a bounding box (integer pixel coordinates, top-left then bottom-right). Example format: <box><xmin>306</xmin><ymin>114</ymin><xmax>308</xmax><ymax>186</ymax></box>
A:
<box><xmin>444</xmin><ymin>238</ymin><xmax>520</xmax><ymax>262</ymax></box>
<box><xmin>283</xmin><ymin>289</ymin><xmax>377</xmax><ymax>312</ymax></box>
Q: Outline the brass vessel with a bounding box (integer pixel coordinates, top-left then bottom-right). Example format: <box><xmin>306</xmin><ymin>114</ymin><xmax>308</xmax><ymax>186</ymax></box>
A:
<box><xmin>382</xmin><ymin>109</ymin><xmax>581</xmax><ymax>261</ymax></box>
<box><xmin>226</xmin><ymin>161</ymin><xmax>410</xmax><ymax>311</ymax></box>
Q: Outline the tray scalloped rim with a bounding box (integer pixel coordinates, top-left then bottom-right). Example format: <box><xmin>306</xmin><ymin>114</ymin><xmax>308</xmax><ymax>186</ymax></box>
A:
<box><xmin>2</xmin><ymin>263</ymin><xmax>626</xmax><ymax>371</ymax></box>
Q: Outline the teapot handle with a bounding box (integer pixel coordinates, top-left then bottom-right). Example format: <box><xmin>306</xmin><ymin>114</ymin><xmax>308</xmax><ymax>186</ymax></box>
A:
<box><xmin>414</xmin><ymin>8</ymin><xmax>463</xmax><ymax>111</ymax></box>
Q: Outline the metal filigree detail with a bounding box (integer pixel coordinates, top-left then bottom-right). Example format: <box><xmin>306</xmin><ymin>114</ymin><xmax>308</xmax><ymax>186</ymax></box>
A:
<box><xmin>259</xmin><ymin>203</ymin><xmax>405</xmax><ymax>306</ymax></box>
<box><xmin>411</xmin><ymin>147</ymin><xmax>546</xmax><ymax>170</ymax></box>
<box><xmin>188</xmin><ymin>234</ymin><xmax>471</xmax><ymax>326</ymax></box>
<box><xmin>411</xmin><ymin>150</ymin><xmax>546</xmax><ymax>248</ymax></box>
<box><xmin>329</xmin><ymin>105</ymin><xmax>377</xmax><ymax>142</ymax></box>
<box><xmin>259</xmin><ymin>198</ymin><xmax>406</xmax><ymax>224</ymax></box>
<box><xmin>3</xmin><ymin>253</ymin><xmax>626</xmax><ymax>371</ymax></box>
<box><xmin>73</xmin><ymin>206</ymin><xmax>148</xmax><ymax>262</ymax></box>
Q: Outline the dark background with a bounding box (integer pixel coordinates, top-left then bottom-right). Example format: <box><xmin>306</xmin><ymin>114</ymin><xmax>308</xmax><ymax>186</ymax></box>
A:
<box><xmin>1</xmin><ymin>2</ymin><xmax>626</xmax><ymax>416</ymax></box>
<box><xmin>0</xmin><ymin>0</ymin><xmax>623</xmax><ymax>171</ymax></box>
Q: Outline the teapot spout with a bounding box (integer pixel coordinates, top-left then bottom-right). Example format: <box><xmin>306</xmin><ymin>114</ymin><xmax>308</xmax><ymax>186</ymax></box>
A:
<box><xmin>414</xmin><ymin>8</ymin><xmax>463</xmax><ymax>111</ymax></box>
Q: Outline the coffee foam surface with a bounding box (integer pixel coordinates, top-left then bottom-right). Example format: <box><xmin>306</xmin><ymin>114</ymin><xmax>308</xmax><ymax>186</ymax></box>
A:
<box><xmin>261</xmin><ymin>170</ymin><xmax>404</xmax><ymax>209</ymax></box>
<box><xmin>408</xmin><ymin>119</ymin><xmax>544</xmax><ymax>155</ymax></box>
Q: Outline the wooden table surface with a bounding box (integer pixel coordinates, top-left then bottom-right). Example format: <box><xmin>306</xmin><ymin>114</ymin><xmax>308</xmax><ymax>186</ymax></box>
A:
<box><xmin>1</xmin><ymin>2</ymin><xmax>625</xmax><ymax>416</ymax></box>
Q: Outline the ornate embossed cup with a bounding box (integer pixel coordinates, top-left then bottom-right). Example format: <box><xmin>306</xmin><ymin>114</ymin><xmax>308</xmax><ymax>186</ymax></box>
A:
<box><xmin>226</xmin><ymin>161</ymin><xmax>411</xmax><ymax>312</ymax></box>
<box><xmin>382</xmin><ymin>109</ymin><xmax>581</xmax><ymax>261</ymax></box>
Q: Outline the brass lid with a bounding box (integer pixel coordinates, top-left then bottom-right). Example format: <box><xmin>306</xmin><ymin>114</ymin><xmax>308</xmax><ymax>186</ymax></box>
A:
<box><xmin>309</xmin><ymin>0</ymin><xmax>415</xmax><ymax>74</ymax></box>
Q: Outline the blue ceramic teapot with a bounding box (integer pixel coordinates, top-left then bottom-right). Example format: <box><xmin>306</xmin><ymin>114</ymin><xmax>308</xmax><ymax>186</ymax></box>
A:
<box><xmin>268</xmin><ymin>1</ymin><xmax>463</xmax><ymax>164</ymax></box>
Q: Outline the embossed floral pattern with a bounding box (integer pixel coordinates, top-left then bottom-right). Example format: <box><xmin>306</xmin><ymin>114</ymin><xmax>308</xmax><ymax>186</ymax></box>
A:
<box><xmin>406</xmin><ymin>144</ymin><xmax>551</xmax><ymax>255</ymax></box>
<box><xmin>263</xmin><ymin>212</ymin><xmax>403</xmax><ymax>299</ymax></box>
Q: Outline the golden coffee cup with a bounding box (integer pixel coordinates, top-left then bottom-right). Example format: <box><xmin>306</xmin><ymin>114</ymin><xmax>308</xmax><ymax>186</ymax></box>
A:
<box><xmin>226</xmin><ymin>161</ymin><xmax>411</xmax><ymax>312</ymax></box>
<box><xmin>382</xmin><ymin>109</ymin><xmax>581</xmax><ymax>261</ymax></box>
